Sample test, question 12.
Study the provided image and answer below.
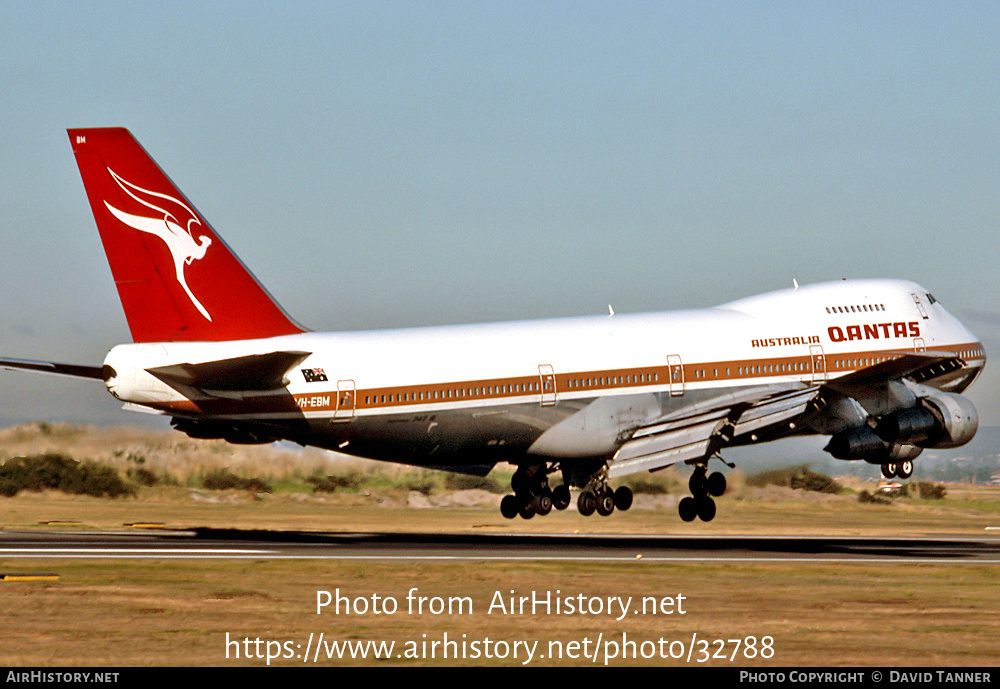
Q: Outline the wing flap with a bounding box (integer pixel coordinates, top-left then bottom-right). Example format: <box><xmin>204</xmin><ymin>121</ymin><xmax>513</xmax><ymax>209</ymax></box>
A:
<box><xmin>610</xmin><ymin>417</ymin><xmax>722</xmax><ymax>477</ymax></box>
<box><xmin>731</xmin><ymin>388</ymin><xmax>816</xmax><ymax>437</ymax></box>
<box><xmin>610</xmin><ymin>387</ymin><xmax>820</xmax><ymax>477</ymax></box>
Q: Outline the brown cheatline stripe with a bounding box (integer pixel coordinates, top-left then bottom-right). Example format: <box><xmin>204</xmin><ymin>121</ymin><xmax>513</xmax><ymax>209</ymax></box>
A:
<box><xmin>152</xmin><ymin>340</ymin><xmax>985</xmax><ymax>416</ymax></box>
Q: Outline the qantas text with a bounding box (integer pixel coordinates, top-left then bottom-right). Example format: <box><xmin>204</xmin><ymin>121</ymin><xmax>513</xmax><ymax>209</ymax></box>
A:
<box><xmin>828</xmin><ymin>322</ymin><xmax>919</xmax><ymax>342</ymax></box>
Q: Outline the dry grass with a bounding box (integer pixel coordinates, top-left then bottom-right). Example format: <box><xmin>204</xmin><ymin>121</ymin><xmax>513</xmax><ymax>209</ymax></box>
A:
<box><xmin>1</xmin><ymin>559</ymin><xmax>997</xmax><ymax>666</ymax></box>
<box><xmin>0</xmin><ymin>420</ymin><xmax>997</xmax><ymax>537</ymax></box>
<box><xmin>2</xmin><ymin>423</ymin><xmax>1000</xmax><ymax>666</ymax></box>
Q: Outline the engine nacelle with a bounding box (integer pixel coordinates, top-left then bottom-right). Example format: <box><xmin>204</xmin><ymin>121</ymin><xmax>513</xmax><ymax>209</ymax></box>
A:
<box><xmin>170</xmin><ymin>417</ymin><xmax>281</xmax><ymax>445</ymax></box>
<box><xmin>876</xmin><ymin>392</ymin><xmax>978</xmax><ymax>449</ymax></box>
<box><xmin>824</xmin><ymin>427</ymin><xmax>923</xmax><ymax>463</ymax></box>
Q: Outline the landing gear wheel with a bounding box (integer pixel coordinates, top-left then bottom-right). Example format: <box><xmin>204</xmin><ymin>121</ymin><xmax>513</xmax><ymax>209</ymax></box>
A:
<box><xmin>613</xmin><ymin>486</ymin><xmax>633</xmax><ymax>511</ymax></box>
<box><xmin>533</xmin><ymin>493</ymin><xmax>553</xmax><ymax>516</ymax></box>
<box><xmin>679</xmin><ymin>496</ymin><xmax>698</xmax><ymax>522</ymax></box>
<box><xmin>697</xmin><ymin>496</ymin><xmax>716</xmax><ymax>522</ymax></box>
<box><xmin>500</xmin><ymin>495</ymin><xmax>519</xmax><ymax>519</ymax></box>
<box><xmin>596</xmin><ymin>490</ymin><xmax>615</xmax><ymax>517</ymax></box>
<box><xmin>881</xmin><ymin>463</ymin><xmax>898</xmax><ymax>479</ymax></box>
<box><xmin>897</xmin><ymin>461</ymin><xmax>913</xmax><ymax>480</ymax></box>
<box><xmin>577</xmin><ymin>491</ymin><xmax>596</xmax><ymax>517</ymax></box>
<box><xmin>706</xmin><ymin>472</ymin><xmax>727</xmax><ymax>497</ymax></box>
<box><xmin>552</xmin><ymin>485</ymin><xmax>571</xmax><ymax>510</ymax></box>
<box><xmin>518</xmin><ymin>502</ymin><xmax>535</xmax><ymax>519</ymax></box>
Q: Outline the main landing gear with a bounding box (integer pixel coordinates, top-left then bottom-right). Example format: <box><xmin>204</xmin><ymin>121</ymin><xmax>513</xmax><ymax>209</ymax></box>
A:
<box><xmin>500</xmin><ymin>464</ymin><xmax>564</xmax><ymax>520</ymax></box>
<box><xmin>881</xmin><ymin>460</ymin><xmax>913</xmax><ymax>480</ymax></box>
<box><xmin>575</xmin><ymin>484</ymin><xmax>633</xmax><ymax>518</ymax></box>
<box><xmin>499</xmin><ymin>464</ymin><xmax>633</xmax><ymax>519</ymax></box>
<box><xmin>678</xmin><ymin>465</ymin><xmax>727</xmax><ymax>522</ymax></box>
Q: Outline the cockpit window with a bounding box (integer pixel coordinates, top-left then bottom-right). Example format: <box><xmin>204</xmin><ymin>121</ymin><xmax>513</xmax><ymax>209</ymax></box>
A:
<box><xmin>927</xmin><ymin>293</ymin><xmax>938</xmax><ymax>305</ymax></box>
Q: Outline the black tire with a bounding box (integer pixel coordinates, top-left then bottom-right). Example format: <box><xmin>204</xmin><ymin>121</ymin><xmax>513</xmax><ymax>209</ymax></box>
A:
<box><xmin>897</xmin><ymin>460</ymin><xmax>913</xmax><ymax>479</ymax></box>
<box><xmin>518</xmin><ymin>502</ymin><xmax>535</xmax><ymax>519</ymax></box>
<box><xmin>613</xmin><ymin>486</ymin><xmax>633</xmax><ymax>511</ymax></box>
<box><xmin>577</xmin><ymin>491</ymin><xmax>596</xmax><ymax>516</ymax></box>
<box><xmin>533</xmin><ymin>493</ymin><xmax>552</xmax><ymax>516</ymax></box>
<box><xmin>706</xmin><ymin>472</ymin><xmax>726</xmax><ymax>497</ymax></box>
<box><xmin>552</xmin><ymin>484</ymin><xmax>571</xmax><ymax>510</ymax></box>
<box><xmin>679</xmin><ymin>496</ymin><xmax>698</xmax><ymax>522</ymax></box>
<box><xmin>596</xmin><ymin>490</ymin><xmax>615</xmax><ymax>517</ymax></box>
<box><xmin>500</xmin><ymin>494</ymin><xmax>519</xmax><ymax>519</ymax></box>
<box><xmin>697</xmin><ymin>496</ymin><xmax>716</xmax><ymax>522</ymax></box>
<box><xmin>881</xmin><ymin>463</ymin><xmax>897</xmax><ymax>479</ymax></box>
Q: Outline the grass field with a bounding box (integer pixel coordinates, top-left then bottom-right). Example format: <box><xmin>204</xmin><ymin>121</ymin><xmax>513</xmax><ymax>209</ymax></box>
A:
<box><xmin>1</xmin><ymin>423</ymin><xmax>999</xmax><ymax>666</ymax></box>
<box><xmin>2</xmin><ymin>555</ymin><xmax>998</xmax><ymax>666</ymax></box>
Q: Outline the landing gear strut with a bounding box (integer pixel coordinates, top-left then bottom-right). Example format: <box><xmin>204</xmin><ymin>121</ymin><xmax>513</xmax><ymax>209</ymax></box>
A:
<box><xmin>574</xmin><ymin>465</ymin><xmax>633</xmax><ymax>518</ymax></box>
<box><xmin>679</xmin><ymin>464</ymin><xmax>726</xmax><ymax>522</ymax></box>
<box><xmin>501</xmin><ymin>464</ymin><xmax>554</xmax><ymax>520</ymax></box>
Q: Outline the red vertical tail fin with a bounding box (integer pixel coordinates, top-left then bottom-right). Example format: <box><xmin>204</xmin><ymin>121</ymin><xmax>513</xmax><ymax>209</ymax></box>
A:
<box><xmin>68</xmin><ymin>128</ymin><xmax>305</xmax><ymax>343</ymax></box>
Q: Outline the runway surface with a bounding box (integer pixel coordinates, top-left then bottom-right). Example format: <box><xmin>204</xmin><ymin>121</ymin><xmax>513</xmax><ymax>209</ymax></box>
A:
<box><xmin>2</xmin><ymin>528</ymin><xmax>1000</xmax><ymax>563</ymax></box>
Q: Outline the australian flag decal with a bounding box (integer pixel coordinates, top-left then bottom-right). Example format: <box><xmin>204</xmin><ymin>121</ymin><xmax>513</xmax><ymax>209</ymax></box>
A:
<box><xmin>302</xmin><ymin>368</ymin><xmax>329</xmax><ymax>383</ymax></box>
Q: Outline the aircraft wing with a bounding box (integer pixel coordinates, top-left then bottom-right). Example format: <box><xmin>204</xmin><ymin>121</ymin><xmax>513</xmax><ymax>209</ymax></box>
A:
<box><xmin>607</xmin><ymin>350</ymin><xmax>967</xmax><ymax>478</ymax></box>
<box><xmin>609</xmin><ymin>386</ymin><xmax>817</xmax><ymax>477</ymax></box>
<box><xmin>0</xmin><ymin>357</ymin><xmax>104</xmax><ymax>380</ymax></box>
<box><xmin>820</xmin><ymin>351</ymin><xmax>966</xmax><ymax>398</ymax></box>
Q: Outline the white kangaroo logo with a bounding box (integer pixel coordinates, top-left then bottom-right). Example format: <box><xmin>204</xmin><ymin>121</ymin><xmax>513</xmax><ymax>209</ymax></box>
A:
<box><xmin>104</xmin><ymin>168</ymin><xmax>214</xmax><ymax>321</ymax></box>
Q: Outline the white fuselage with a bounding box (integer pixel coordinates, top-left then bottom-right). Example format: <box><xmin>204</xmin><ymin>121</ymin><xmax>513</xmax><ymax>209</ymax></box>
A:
<box><xmin>102</xmin><ymin>279</ymin><xmax>985</xmax><ymax>471</ymax></box>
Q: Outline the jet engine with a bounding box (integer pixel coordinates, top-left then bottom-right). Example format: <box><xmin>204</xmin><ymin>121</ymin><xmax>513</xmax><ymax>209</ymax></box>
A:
<box><xmin>875</xmin><ymin>392</ymin><xmax>978</xmax><ymax>449</ymax></box>
<box><xmin>824</xmin><ymin>392</ymin><xmax>977</xmax><ymax>463</ymax></box>
<box><xmin>824</xmin><ymin>427</ymin><xmax>923</xmax><ymax>463</ymax></box>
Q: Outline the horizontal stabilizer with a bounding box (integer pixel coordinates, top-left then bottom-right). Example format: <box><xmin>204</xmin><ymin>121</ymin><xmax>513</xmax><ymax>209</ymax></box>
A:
<box><xmin>122</xmin><ymin>402</ymin><xmax>168</xmax><ymax>415</ymax></box>
<box><xmin>147</xmin><ymin>351</ymin><xmax>310</xmax><ymax>391</ymax></box>
<box><xmin>0</xmin><ymin>358</ymin><xmax>104</xmax><ymax>380</ymax></box>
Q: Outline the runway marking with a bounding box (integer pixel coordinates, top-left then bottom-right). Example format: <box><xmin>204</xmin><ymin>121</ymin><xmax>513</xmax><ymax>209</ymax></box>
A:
<box><xmin>0</xmin><ymin>548</ymin><xmax>271</xmax><ymax>555</ymax></box>
<box><xmin>1</xmin><ymin>553</ymin><xmax>997</xmax><ymax>565</ymax></box>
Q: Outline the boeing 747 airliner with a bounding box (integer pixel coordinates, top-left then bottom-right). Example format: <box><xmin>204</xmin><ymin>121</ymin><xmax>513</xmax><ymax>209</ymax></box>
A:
<box><xmin>1</xmin><ymin>128</ymin><xmax>986</xmax><ymax>522</ymax></box>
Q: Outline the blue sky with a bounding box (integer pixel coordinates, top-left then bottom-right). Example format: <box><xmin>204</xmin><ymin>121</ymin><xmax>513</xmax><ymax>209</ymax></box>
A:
<box><xmin>1</xmin><ymin>1</ymin><xmax>998</xmax><ymax>423</ymax></box>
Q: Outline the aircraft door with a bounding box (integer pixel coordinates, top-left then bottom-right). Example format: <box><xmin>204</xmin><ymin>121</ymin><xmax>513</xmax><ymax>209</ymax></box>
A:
<box><xmin>913</xmin><ymin>338</ymin><xmax>926</xmax><ymax>352</ymax></box>
<box><xmin>334</xmin><ymin>379</ymin><xmax>356</xmax><ymax>421</ymax></box>
<box><xmin>809</xmin><ymin>345</ymin><xmax>827</xmax><ymax>384</ymax></box>
<box><xmin>667</xmin><ymin>354</ymin><xmax>684</xmax><ymax>396</ymax></box>
<box><xmin>911</xmin><ymin>293</ymin><xmax>929</xmax><ymax>319</ymax></box>
<box><xmin>538</xmin><ymin>364</ymin><xmax>557</xmax><ymax>406</ymax></box>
